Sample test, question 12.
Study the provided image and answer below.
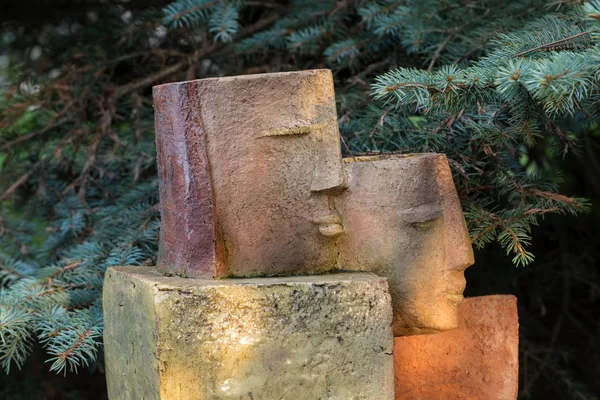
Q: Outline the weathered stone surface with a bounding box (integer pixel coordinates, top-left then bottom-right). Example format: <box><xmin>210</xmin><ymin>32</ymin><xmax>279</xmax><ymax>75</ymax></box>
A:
<box><xmin>393</xmin><ymin>295</ymin><xmax>519</xmax><ymax>400</ymax></box>
<box><xmin>153</xmin><ymin>70</ymin><xmax>345</xmax><ymax>278</ymax></box>
<box><xmin>103</xmin><ymin>266</ymin><xmax>394</xmax><ymax>400</ymax></box>
<box><xmin>338</xmin><ymin>154</ymin><xmax>475</xmax><ymax>335</ymax></box>
<box><xmin>153</xmin><ymin>81</ymin><xmax>226</xmax><ymax>278</ymax></box>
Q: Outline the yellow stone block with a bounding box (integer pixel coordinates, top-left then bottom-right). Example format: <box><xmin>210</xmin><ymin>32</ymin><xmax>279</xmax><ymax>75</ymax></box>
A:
<box><xmin>103</xmin><ymin>266</ymin><xmax>394</xmax><ymax>399</ymax></box>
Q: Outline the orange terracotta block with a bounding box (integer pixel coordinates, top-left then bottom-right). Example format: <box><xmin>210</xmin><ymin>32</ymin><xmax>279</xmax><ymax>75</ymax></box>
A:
<box><xmin>394</xmin><ymin>295</ymin><xmax>519</xmax><ymax>400</ymax></box>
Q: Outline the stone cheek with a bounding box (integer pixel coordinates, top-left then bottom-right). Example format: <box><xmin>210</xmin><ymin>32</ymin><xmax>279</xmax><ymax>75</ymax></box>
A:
<box><xmin>393</xmin><ymin>295</ymin><xmax>519</xmax><ymax>400</ymax></box>
<box><xmin>103</xmin><ymin>266</ymin><xmax>395</xmax><ymax>400</ymax></box>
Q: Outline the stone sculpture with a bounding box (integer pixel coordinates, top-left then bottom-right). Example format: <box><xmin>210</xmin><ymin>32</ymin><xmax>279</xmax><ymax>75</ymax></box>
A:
<box><xmin>153</xmin><ymin>70</ymin><xmax>345</xmax><ymax>279</ymax></box>
<box><xmin>103</xmin><ymin>69</ymin><xmax>517</xmax><ymax>400</ymax></box>
<box><xmin>339</xmin><ymin>154</ymin><xmax>474</xmax><ymax>335</ymax></box>
<box><xmin>152</xmin><ymin>69</ymin><xmax>474</xmax><ymax>336</ymax></box>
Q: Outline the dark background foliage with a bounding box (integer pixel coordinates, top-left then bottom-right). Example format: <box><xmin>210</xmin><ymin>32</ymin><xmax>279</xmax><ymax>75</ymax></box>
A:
<box><xmin>1</xmin><ymin>0</ymin><xmax>599</xmax><ymax>398</ymax></box>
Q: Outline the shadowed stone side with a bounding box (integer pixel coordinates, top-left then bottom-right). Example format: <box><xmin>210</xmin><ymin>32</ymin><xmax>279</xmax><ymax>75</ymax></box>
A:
<box><xmin>393</xmin><ymin>295</ymin><xmax>519</xmax><ymax>400</ymax></box>
<box><xmin>103</xmin><ymin>266</ymin><xmax>394</xmax><ymax>400</ymax></box>
<box><xmin>103</xmin><ymin>267</ymin><xmax>161</xmax><ymax>400</ymax></box>
<box><xmin>153</xmin><ymin>82</ymin><xmax>226</xmax><ymax>278</ymax></box>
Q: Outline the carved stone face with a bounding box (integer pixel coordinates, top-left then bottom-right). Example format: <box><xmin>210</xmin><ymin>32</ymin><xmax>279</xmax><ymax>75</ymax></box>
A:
<box><xmin>153</xmin><ymin>70</ymin><xmax>347</xmax><ymax>278</ymax></box>
<box><xmin>337</xmin><ymin>154</ymin><xmax>474</xmax><ymax>335</ymax></box>
<box><xmin>152</xmin><ymin>69</ymin><xmax>474</xmax><ymax>336</ymax></box>
<box><xmin>198</xmin><ymin>71</ymin><xmax>347</xmax><ymax>276</ymax></box>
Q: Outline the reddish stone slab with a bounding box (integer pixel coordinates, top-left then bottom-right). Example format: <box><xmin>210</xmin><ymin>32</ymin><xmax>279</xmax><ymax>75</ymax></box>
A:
<box><xmin>394</xmin><ymin>295</ymin><xmax>519</xmax><ymax>400</ymax></box>
<box><xmin>153</xmin><ymin>82</ymin><xmax>227</xmax><ymax>278</ymax></box>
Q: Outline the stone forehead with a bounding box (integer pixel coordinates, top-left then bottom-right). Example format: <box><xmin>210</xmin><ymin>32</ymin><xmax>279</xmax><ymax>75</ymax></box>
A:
<box><xmin>343</xmin><ymin>153</ymin><xmax>445</xmax><ymax>205</ymax></box>
<box><xmin>169</xmin><ymin>70</ymin><xmax>338</xmax><ymax>140</ymax></box>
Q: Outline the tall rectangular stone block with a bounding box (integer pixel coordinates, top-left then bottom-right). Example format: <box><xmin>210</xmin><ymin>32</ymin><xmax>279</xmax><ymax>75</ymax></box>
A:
<box><xmin>153</xmin><ymin>70</ymin><xmax>345</xmax><ymax>279</ymax></box>
<box><xmin>393</xmin><ymin>295</ymin><xmax>519</xmax><ymax>400</ymax></box>
<box><xmin>103</xmin><ymin>266</ymin><xmax>394</xmax><ymax>400</ymax></box>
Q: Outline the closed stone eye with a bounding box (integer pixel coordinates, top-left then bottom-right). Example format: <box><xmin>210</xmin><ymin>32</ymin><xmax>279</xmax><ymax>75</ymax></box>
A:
<box><xmin>399</xmin><ymin>202</ymin><xmax>441</xmax><ymax>230</ymax></box>
<box><xmin>410</xmin><ymin>219</ymin><xmax>438</xmax><ymax>232</ymax></box>
<box><xmin>258</xmin><ymin>124</ymin><xmax>314</xmax><ymax>137</ymax></box>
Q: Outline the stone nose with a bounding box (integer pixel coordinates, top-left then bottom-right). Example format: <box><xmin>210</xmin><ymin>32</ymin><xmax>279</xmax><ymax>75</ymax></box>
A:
<box><xmin>309</xmin><ymin>121</ymin><xmax>347</xmax><ymax>194</ymax></box>
<box><xmin>434</xmin><ymin>156</ymin><xmax>475</xmax><ymax>272</ymax></box>
<box><xmin>311</xmin><ymin>175</ymin><xmax>347</xmax><ymax>194</ymax></box>
<box><xmin>441</xmin><ymin>198</ymin><xmax>474</xmax><ymax>272</ymax></box>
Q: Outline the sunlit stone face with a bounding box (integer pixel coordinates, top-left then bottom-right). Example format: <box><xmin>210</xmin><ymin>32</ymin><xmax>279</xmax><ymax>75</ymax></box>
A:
<box><xmin>198</xmin><ymin>71</ymin><xmax>346</xmax><ymax>276</ymax></box>
<box><xmin>338</xmin><ymin>154</ymin><xmax>474</xmax><ymax>335</ymax></box>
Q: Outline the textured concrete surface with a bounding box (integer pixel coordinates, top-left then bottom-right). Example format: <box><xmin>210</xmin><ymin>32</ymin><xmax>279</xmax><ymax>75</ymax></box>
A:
<box><xmin>393</xmin><ymin>295</ymin><xmax>519</xmax><ymax>400</ymax></box>
<box><xmin>103</xmin><ymin>266</ymin><xmax>394</xmax><ymax>400</ymax></box>
<box><xmin>339</xmin><ymin>154</ymin><xmax>474</xmax><ymax>336</ymax></box>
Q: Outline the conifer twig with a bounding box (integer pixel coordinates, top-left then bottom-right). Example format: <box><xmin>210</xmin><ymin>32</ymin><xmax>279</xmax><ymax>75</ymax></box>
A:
<box><xmin>515</xmin><ymin>31</ymin><xmax>592</xmax><ymax>57</ymax></box>
<box><xmin>167</xmin><ymin>1</ymin><xmax>219</xmax><ymax>26</ymax></box>
<box><xmin>114</xmin><ymin>13</ymin><xmax>279</xmax><ymax>98</ymax></box>
<box><xmin>0</xmin><ymin>119</ymin><xmax>69</xmax><ymax>152</ymax></box>
<box><xmin>56</xmin><ymin>329</ymin><xmax>92</xmax><ymax>362</ymax></box>
<box><xmin>0</xmin><ymin>162</ymin><xmax>40</xmax><ymax>203</ymax></box>
<box><xmin>428</xmin><ymin>35</ymin><xmax>453</xmax><ymax>70</ymax></box>
<box><xmin>339</xmin><ymin>133</ymin><xmax>355</xmax><ymax>159</ymax></box>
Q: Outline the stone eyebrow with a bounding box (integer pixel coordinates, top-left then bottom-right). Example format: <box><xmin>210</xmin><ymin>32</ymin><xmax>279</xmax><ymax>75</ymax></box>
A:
<box><xmin>258</xmin><ymin>124</ymin><xmax>314</xmax><ymax>137</ymax></box>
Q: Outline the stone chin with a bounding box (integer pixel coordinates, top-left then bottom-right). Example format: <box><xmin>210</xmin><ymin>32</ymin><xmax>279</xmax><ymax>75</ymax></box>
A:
<box><xmin>392</xmin><ymin>292</ymin><xmax>464</xmax><ymax>336</ymax></box>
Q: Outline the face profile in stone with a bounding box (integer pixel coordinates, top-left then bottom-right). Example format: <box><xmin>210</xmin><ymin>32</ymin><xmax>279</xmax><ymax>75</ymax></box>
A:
<box><xmin>152</xmin><ymin>69</ymin><xmax>474</xmax><ymax>336</ymax></box>
<box><xmin>153</xmin><ymin>70</ymin><xmax>346</xmax><ymax>278</ymax></box>
<box><xmin>338</xmin><ymin>154</ymin><xmax>475</xmax><ymax>335</ymax></box>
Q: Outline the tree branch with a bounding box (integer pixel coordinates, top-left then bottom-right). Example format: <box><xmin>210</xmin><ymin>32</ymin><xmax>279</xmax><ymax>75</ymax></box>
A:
<box><xmin>0</xmin><ymin>162</ymin><xmax>40</xmax><ymax>203</ymax></box>
<box><xmin>0</xmin><ymin>119</ymin><xmax>69</xmax><ymax>152</ymax></box>
<box><xmin>515</xmin><ymin>31</ymin><xmax>592</xmax><ymax>57</ymax></box>
<box><xmin>114</xmin><ymin>13</ymin><xmax>280</xmax><ymax>98</ymax></box>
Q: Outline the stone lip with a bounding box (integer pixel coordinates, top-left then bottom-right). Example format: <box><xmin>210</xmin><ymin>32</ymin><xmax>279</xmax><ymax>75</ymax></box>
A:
<box><xmin>393</xmin><ymin>295</ymin><xmax>519</xmax><ymax>400</ymax></box>
<box><xmin>104</xmin><ymin>266</ymin><xmax>395</xmax><ymax>400</ymax></box>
